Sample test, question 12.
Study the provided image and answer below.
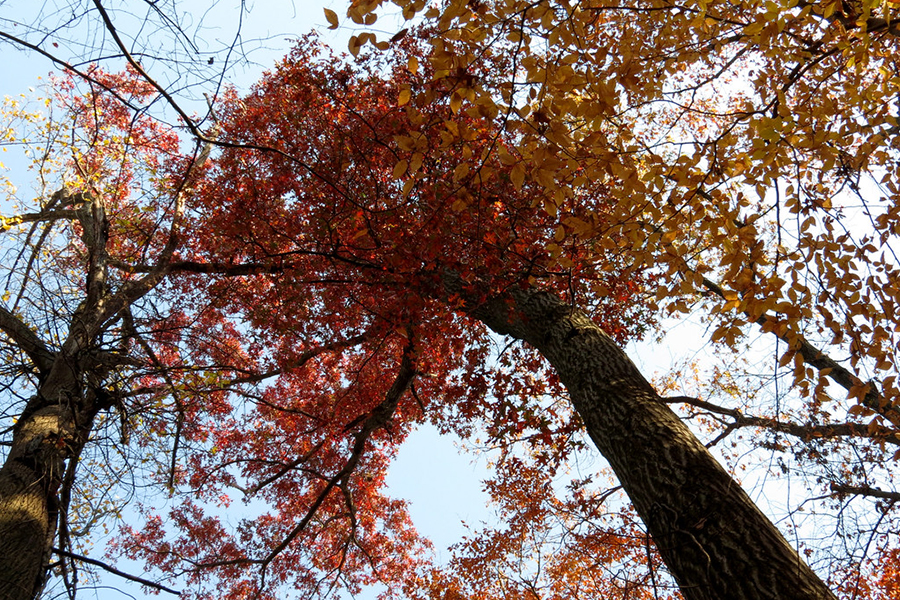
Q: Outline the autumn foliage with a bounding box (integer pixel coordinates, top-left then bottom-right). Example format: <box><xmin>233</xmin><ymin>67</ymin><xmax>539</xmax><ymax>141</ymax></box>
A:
<box><xmin>2</xmin><ymin>0</ymin><xmax>900</xmax><ymax>597</ymax></box>
<box><xmin>61</xmin><ymin>38</ymin><xmax>654</xmax><ymax>599</ymax></box>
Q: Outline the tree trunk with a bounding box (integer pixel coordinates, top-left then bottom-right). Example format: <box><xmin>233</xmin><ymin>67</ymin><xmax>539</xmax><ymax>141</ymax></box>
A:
<box><xmin>0</xmin><ymin>348</ymin><xmax>99</xmax><ymax>600</ymax></box>
<box><xmin>471</xmin><ymin>288</ymin><xmax>836</xmax><ymax>600</ymax></box>
<box><xmin>0</xmin><ymin>398</ymin><xmax>79</xmax><ymax>600</ymax></box>
<box><xmin>0</xmin><ymin>190</ymin><xmax>116</xmax><ymax>600</ymax></box>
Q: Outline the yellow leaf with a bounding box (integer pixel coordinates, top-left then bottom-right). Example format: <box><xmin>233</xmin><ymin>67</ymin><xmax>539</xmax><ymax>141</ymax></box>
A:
<box><xmin>498</xmin><ymin>146</ymin><xmax>517</xmax><ymax>165</ymax></box>
<box><xmin>409</xmin><ymin>153</ymin><xmax>423</xmax><ymax>174</ymax></box>
<box><xmin>848</xmin><ymin>404</ymin><xmax>873</xmax><ymax>417</ymax></box>
<box><xmin>453</xmin><ymin>162</ymin><xmax>470</xmax><ymax>181</ymax></box>
<box><xmin>398</xmin><ymin>88</ymin><xmax>411</xmax><ymax>106</ymax></box>
<box><xmin>323</xmin><ymin>8</ymin><xmax>339</xmax><ymax>29</ymax></box>
<box><xmin>348</xmin><ymin>35</ymin><xmax>361</xmax><ymax>57</ymax></box>
<box><xmin>510</xmin><ymin>164</ymin><xmax>525</xmax><ymax>190</ymax></box>
<box><xmin>778</xmin><ymin>350</ymin><xmax>794</xmax><ymax>368</ymax></box>
<box><xmin>450</xmin><ymin>94</ymin><xmax>462</xmax><ymax>114</ymax></box>
<box><xmin>408</xmin><ymin>56</ymin><xmax>419</xmax><ymax>75</ymax></box>
<box><xmin>545</xmin><ymin>199</ymin><xmax>558</xmax><ymax>218</ymax></box>
<box><xmin>392</xmin><ymin>160</ymin><xmax>408</xmax><ymax>179</ymax></box>
<box><xmin>394</xmin><ymin>135</ymin><xmax>415</xmax><ymax>151</ymax></box>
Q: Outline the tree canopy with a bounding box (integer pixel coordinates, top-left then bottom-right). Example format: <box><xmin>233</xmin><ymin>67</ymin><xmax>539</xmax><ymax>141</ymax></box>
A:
<box><xmin>1</xmin><ymin>0</ymin><xmax>899</xmax><ymax>598</ymax></box>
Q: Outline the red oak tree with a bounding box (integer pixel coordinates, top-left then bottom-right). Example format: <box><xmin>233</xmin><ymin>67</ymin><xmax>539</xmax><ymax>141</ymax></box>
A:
<box><xmin>112</xmin><ymin>37</ymin><xmax>660</xmax><ymax>599</ymax></box>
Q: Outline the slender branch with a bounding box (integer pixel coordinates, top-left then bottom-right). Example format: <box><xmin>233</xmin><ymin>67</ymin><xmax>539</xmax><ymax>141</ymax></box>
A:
<box><xmin>91</xmin><ymin>0</ymin><xmax>202</xmax><ymax>135</ymax></box>
<box><xmin>120</xmin><ymin>330</ymin><xmax>373</xmax><ymax>402</ymax></box>
<box><xmin>109</xmin><ymin>259</ymin><xmax>288</xmax><ymax>276</ymax></box>
<box><xmin>91</xmin><ymin>143</ymin><xmax>212</xmax><ymax>333</ymax></box>
<box><xmin>665</xmin><ymin>395</ymin><xmax>900</xmax><ymax>446</ymax></box>
<box><xmin>699</xmin><ymin>275</ymin><xmax>889</xmax><ymax>413</ymax></box>
<box><xmin>259</xmin><ymin>339</ymin><xmax>417</xmax><ymax>567</ymax></box>
<box><xmin>52</xmin><ymin>548</ymin><xmax>181</xmax><ymax>595</ymax></box>
<box><xmin>127</xmin><ymin>316</ymin><xmax>186</xmax><ymax>491</ymax></box>
<box><xmin>232</xmin><ymin>332</ymin><xmax>373</xmax><ymax>386</ymax></box>
<box><xmin>830</xmin><ymin>483</ymin><xmax>900</xmax><ymax>502</ymax></box>
<box><xmin>0</xmin><ymin>31</ymin><xmax>141</xmax><ymax>111</ymax></box>
<box><xmin>244</xmin><ymin>440</ymin><xmax>327</xmax><ymax>497</ymax></box>
<box><xmin>196</xmin><ymin>339</ymin><xmax>417</xmax><ymax>583</ymax></box>
<box><xmin>88</xmin><ymin>0</ymin><xmax>350</xmax><ymax>205</ymax></box>
<box><xmin>0</xmin><ymin>209</ymin><xmax>82</xmax><ymax>227</ymax></box>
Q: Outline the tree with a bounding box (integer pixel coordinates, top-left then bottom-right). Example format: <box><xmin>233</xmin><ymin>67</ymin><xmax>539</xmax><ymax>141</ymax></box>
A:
<box><xmin>0</xmin><ymin>68</ymin><xmax>213</xmax><ymax>599</ymax></box>
<box><xmin>0</xmin><ymin>33</ymin><xmax>652</xmax><ymax>600</ymax></box>
<box><xmin>111</xmin><ymin>38</ymin><xmax>665</xmax><ymax>599</ymax></box>
<box><xmin>334</xmin><ymin>0</ymin><xmax>900</xmax><ymax>595</ymax></box>
<box><xmin>115</xmin><ymin>32</ymin><xmax>836</xmax><ymax>599</ymax></box>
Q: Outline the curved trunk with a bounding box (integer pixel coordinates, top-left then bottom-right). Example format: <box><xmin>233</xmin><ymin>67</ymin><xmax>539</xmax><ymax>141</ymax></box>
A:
<box><xmin>471</xmin><ymin>288</ymin><xmax>836</xmax><ymax>600</ymax></box>
<box><xmin>0</xmin><ymin>191</ymin><xmax>114</xmax><ymax>600</ymax></box>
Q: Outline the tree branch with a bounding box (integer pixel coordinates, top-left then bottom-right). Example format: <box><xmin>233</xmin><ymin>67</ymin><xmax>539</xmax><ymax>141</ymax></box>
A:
<box><xmin>666</xmin><ymin>395</ymin><xmax>900</xmax><ymax>446</ymax></box>
<box><xmin>699</xmin><ymin>275</ymin><xmax>890</xmax><ymax>414</ymax></box>
<box><xmin>259</xmin><ymin>338</ymin><xmax>417</xmax><ymax>567</ymax></box>
<box><xmin>52</xmin><ymin>547</ymin><xmax>181</xmax><ymax>595</ymax></box>
<box><xmin>195</xmin><ymin>338</ymin><xmax>417</xmax><ymax>586</ymax></box>
<box><xmin>0</xmin><ymin>306</ymin><xmax>55</xmax><ymax>376</ymax></box>
<box><xmin>830</xmin><ymin>483</ymin><xmax>900</xmax><ymax>502</ymax></box>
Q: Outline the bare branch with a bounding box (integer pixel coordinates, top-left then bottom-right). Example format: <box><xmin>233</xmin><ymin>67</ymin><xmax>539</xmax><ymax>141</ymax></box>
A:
<box><xmin>0</xmin><ymin>31</ymin><xmax>141</xmax><ymax>111</ymax></box>
<box><xmin>0</xmin><ymin>306</ymin><xmax>55</xmax><ymax>377</ymax></box>
<box><xmin>52</xmin><ymin>548</ymin><xmax>181</xmax><ymax>595</ymax></box>
<box><xmin>830</xmin><ymin>483</ymin><xmax>900</xmax><ymax>502</ymax></box>
<box><xmin>666</xmin><ymin>395</ymin><xmax>900</xmax><ymax>446</ymax></box>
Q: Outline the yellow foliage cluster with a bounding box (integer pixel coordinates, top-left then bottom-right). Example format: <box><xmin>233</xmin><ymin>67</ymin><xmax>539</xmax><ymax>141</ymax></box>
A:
<box><xmin>339</xmin><ymin>0</ymin><xmax>899</xmax><ymax>422</ymax></box>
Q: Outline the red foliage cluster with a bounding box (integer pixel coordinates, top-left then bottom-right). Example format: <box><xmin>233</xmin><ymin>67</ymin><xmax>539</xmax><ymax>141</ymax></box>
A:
<box><xmin>107</xmin><ymin>36</ymin><xmax>656</xmax><ymax>599</ymax></box>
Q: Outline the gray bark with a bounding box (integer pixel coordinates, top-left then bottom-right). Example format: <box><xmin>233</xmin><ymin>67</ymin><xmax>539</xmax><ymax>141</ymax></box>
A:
<box><xmin>470</xmin><ymin>287</ymin><xmax>836</xmax><ymax>600</ymax></box>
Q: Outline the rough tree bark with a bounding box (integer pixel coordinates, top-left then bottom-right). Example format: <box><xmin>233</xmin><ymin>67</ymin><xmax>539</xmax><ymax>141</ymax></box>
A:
<box><xmin>470</xmin><ymin>287</ymin><xmax>837</xmax><ymax>600</ymax></box>
<box><xmin>0</xmin><ymin>357</ymin><xmax>105</xmax><ymax>600</ymax></box>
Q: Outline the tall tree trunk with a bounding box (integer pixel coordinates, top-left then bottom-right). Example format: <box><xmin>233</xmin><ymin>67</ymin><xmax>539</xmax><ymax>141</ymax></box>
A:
<box><xmin>0</xmin><ymin>315</ymin><xmax>105</xmax><ymax>599</ymax></box>
<box><xmin>0</xmin><ymin>376</ymin><xmax>90</xmax><ymax>600</ymax></box>
<box><xmin>470</xmin><ymin>287</ymin><xmax>836</xmax><ymax>600</ymax></box>
<box><xmin>0</xmin><ymin>190</ymin><xmax>117</xmax><ymax>600</ymax></box>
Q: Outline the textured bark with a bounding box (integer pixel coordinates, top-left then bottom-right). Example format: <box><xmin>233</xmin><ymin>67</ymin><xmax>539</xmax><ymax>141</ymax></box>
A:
<box><xmin>0</xmin><ymin>332</ymin><xmax>115</xmax><ymax>600</ymax></box>
<box><xmin>0</xmin><ymin>414</ymin><xmax>59</xmax><ymax>600</ymax></box>
<box><xmin>471</xmin><ymin>288</ymin><xmax>836</xmax><ymax>600</ymax></box>
<box><xmin>0</xmin><ymin>384</ymin><xmax>85</xmax><ymax>600</ymax></box>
